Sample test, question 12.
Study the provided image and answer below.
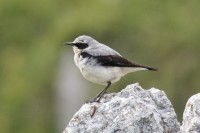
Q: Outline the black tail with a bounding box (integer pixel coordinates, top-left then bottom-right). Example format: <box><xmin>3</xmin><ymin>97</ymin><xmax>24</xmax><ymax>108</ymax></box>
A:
<box><xmin>146</xmin><ymin>66</ymin><xmax>157</xmax><ymax>71</ymax></box>
<box><xmin>134</xmin><ymin>63</ymin><xmax>157</xmax><ymax>71</ymax></box>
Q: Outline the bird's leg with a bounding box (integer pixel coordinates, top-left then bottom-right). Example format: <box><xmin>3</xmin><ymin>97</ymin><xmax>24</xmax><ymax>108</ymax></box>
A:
<box><xmin>86</xmin><ymin>90</ymin><xmax>105</xmax><ymax>103</ymax></box>
<box><xmin>95</xmin><ymin>84</ymin><xmax>109</xmax><ymax>98</ymax></box>
<box><xmin>88</xmin><ymin>81</ymin><xmax>111</xmax><ymax>103</ymax></box>
<box><xmin>96</xmin><ymin>81</ymin><xmax>111</xmax><ymax>102</ymax></box>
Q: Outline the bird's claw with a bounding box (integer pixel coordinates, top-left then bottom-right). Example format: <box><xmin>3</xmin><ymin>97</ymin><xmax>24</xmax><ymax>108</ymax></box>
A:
<box><xmin>86</xmin><ymin>97</ymin><xmax>100</xmax><ymax>103</ymax></box>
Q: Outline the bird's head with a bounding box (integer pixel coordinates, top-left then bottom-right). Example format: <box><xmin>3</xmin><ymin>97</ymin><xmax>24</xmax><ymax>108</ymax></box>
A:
<box><xmin>65</xmin><ymin>35</ymin><xmax>98</xmax><ymax>54</ymax></box>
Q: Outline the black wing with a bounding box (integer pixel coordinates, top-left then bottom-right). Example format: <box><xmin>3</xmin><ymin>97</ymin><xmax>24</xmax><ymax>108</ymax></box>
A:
<box><xmin>80</xmin><ymin>52</ymin><xmax>157</xmax><ymax>71</ymax></box>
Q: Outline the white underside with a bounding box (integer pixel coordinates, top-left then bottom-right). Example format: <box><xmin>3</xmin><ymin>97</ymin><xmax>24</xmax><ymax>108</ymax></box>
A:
<box><xmin>74</xmin><ymin>53</ymin><xmax>147</xmax><ymax>85</ymax></box>
<box><xmin>81</xmin><ymin>66</ymin><xmax>147</xmax><ymax>85</ymax></box>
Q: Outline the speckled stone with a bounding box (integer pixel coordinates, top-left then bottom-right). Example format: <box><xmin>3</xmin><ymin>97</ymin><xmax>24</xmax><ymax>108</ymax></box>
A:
<box><xmin>181</xmin><ymin>93</ymin><xmax>200</xmax><ymax>133</ymax></box>
<box><xmin>63</xmin><ymin>83</ymin><xmax>180</xmax><ymax>133</ymax></box>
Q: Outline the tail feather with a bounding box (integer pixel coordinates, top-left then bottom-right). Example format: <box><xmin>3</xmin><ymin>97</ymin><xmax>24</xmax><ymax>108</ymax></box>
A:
<box><xmin>131</xmin><ymin>62</ymin><xmax>157</xmax><ymax>71</ymax></box>
<box><xmin>121</xmin><ymin>65</ymin><xmax>157</xmax><ymax>76</ymax></box>
<box><xmin>144</xmin><ymin>66</ymin><xmax>157</xmax><ymax>71</ymax></box>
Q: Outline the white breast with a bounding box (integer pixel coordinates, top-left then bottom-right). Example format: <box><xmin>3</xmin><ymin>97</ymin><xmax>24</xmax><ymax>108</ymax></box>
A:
<box><xmin>74</xmin><ymin>53</ymin><xmax>124</xmax><ymax>85</ymax></box>
<box><xmin>73</xmin><ymin>52</ymin><xmax>146</xmax><ymax>86</ymax></box>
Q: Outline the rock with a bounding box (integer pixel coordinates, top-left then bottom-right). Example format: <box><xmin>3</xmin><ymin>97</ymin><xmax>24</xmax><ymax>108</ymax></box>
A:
<box><xmin>63</xmin><ymin>83</ymin><xmax>180</xmax><ymax>133</ymax></box>
<box><xmin>180</xmin><ymin>93</ymin><xmax>200</xmax><ymax>133</ymax></box>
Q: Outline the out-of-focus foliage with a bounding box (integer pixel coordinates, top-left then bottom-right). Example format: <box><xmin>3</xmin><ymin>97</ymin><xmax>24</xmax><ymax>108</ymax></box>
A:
<box><xmin>0</xmin><ymin>0</ymin><xmax>200</xmax><ymax>132</ymax></box>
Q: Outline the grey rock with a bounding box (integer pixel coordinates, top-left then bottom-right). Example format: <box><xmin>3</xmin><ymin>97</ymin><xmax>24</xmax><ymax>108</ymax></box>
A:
<box><xmin>63</xmin><ymin>83</ymin><xmax>180</xmax><ymax>133</ymax></box>
<box><xmin>180</xmin><ymin>93</ymin><xmax>200</xmax><ymax>133</ymax></box>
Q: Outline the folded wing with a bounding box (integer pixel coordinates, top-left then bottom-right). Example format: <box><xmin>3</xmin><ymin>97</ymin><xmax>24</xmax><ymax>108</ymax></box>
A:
<box><xmin>80</xmin><ymin>52</ymin><xmax>157</xmax><ymax>71</ymax></box>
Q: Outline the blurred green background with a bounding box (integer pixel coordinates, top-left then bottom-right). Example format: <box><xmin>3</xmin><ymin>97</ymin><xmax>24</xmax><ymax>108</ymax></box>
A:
<box><xmin>1</xmin><ymin>0</ymin><xmax>200</xmax><ymax>132</ymax></box>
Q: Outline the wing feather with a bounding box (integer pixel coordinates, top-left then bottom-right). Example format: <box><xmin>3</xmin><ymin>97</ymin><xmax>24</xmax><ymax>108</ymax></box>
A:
<box><xmin>80</xmin><ymin>52</ymin><xmax>157</xmax><ymax>71</ymax></box>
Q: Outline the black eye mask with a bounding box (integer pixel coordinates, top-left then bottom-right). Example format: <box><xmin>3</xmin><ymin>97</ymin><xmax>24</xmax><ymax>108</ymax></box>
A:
<box><xmin>74</xmin><ymin>43</ymin><xmax>88</xmax><ymax>49</ymax></box>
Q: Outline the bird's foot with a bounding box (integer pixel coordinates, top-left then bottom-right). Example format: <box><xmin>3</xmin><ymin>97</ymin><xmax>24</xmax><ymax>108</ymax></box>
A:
<box><xmin>86</xmin><ymin>97</ymin><xmax>100</xmax><ymax>103</ymax></box>
<box><xmin>86</xmin><ymin>91</ymin><xmax>108</xmax><ymax>103</ymax></box>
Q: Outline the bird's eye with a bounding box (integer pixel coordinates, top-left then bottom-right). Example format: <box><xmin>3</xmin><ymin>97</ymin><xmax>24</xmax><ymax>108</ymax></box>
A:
<box><xmin>75</xmin><ymin>43</ymin><xmax>88</xmax><ymax>49</ymax></box>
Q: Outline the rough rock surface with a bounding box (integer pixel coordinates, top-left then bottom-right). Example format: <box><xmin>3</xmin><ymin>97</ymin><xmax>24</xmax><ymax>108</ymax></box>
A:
<box><xmin>180</xmin><ymin>93</ymin><xmax>200</xmax><ymax>133</ymax></box>
<box><xmin>63</xmin><ymin>83</ymin><xmax>180</xmax><ymax>133</ymax></box>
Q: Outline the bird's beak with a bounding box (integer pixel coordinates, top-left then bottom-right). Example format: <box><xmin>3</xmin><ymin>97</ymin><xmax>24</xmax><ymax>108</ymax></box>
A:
<box><xmin>64</xmin><ymin>42</ymin><xmax>75</xmax><ymax>46</ymax></box>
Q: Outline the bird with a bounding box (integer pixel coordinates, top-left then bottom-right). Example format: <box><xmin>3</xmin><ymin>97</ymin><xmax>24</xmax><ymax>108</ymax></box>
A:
<box><xmin>65</xmin><ymin>35</ymin><xmax>157</xmax><ymax>103</ymax></box>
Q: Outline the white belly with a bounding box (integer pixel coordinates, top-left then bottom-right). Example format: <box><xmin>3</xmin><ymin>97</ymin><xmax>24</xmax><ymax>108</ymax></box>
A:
<box><xmin>81</xmin><ymin>65</ymin><xmax>124</xmax><ymax>85</ymax></box>
<box><xmin>74</xmin><ymin>54</ymin><xmax>123</xmax><ymax>85</ymax></box>
<box><xmin>74</xmin><ymin>53</ymin><xmax>146</xmax><ymax>85</ymax></box>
